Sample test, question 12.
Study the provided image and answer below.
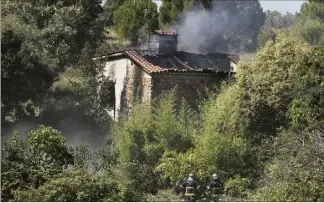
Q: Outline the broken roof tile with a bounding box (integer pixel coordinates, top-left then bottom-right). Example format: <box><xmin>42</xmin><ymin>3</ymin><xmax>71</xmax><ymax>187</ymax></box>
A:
<box><xmin>154</xmin><ymin>30</ymin><xmax>178</xmax><ymax>36</ymax></box>
<box><xmin>119</xmin><ymin>50</ymin><xmax>237</xmax><ymax>75</ymax></box>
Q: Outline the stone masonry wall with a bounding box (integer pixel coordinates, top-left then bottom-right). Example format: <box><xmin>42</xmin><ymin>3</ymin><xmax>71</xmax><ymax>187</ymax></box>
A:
<box><xmin>124</xmin><ymin>62</ymin><xmax>229</xmax><ymax>111</ymax></box>
<box><xmin>125</xmin><ymin>62</ymin><xmax>152</xmax><ymax>109</ymax></box>
<box><xmin>151</xmin><ymin>74</ymin><xmax>228</xmax><ymax>109</ymax></box>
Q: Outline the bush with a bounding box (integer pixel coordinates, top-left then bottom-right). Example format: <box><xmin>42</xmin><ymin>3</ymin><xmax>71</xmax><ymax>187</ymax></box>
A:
<box><xmin>225</xmin><ymin>177</ymin><xmax>251</xmax><ymax>199</ymax></box>
<box><xmin>113</xmin><ymin>92</ymin><xmax>197</xmax><ymax>194</ymax></box>
<box><xmin>12</xmin><ymin>169</ymin><xmax>122</xmax><ymax>202</ymax></box>
<box><xmin>248</xmin><ymin>129</ymin><xmax>324</xmax><ymax>202</ymax></box>
<box><xmin>28</xmin><ymin>125</ymin><xmax>73</xmax><ymax>166</ymax></box>
<box><xmin>145</xmin><ymin>189</ymin><xmax>183</xmax><ymax>202</ymax></box>
<box><xmin>1</xmin><ymin>126</ymin><xmax>73</xmax><ymax>201</ymax></box>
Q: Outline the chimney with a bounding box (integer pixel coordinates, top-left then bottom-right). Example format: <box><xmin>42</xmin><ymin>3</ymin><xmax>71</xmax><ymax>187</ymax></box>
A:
<box><xmin>148</xmin><ymin>30</ymin><xmax>178</xmax><ymax>55</ymax></box>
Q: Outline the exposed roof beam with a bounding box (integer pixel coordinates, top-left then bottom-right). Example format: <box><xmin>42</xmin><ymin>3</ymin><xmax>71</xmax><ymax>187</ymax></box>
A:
<box><xmin>173</xmin><ymin>56</ymin><xmax>193</xmax><ymax>70</ymax></box>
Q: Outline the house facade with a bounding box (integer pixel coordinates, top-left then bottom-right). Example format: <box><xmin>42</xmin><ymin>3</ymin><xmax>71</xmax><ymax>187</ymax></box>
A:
<box><xmin>97</xmin><ymin>30</ymin><xmax>239</xmax><ymax>119</ymax></box>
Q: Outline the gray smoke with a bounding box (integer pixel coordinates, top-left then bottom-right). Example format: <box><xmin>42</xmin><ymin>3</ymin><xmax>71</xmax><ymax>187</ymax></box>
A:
<box><xmin>1</xmin><ymin>116</ymin><xmax>108</xmax><ymax>151</ymax></box>
<box><xmin>170</xmin><ymin>0</ymin><xmax>264</xmax><ymax>54</ymax></box>
<box><xmin>1</xmin><ymin>120</ymin><xmax>36</xmax><ymax>142</ymax></box>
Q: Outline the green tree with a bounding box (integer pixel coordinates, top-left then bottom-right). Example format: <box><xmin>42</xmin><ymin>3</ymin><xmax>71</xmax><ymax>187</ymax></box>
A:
<box><xmin>28</xmin><ymin>125</ymin><xmax>73</xmax><ymax>166</ymax></box>
<box><xmin>236</xmin><ymin>35</ymin><xmax>310</xmax><ymax>139</ymax></box>
<box><xmin>158</xmin><ymin>0</ymin><xmax>216</xmax><ymax>28</ymax></box>
<box><xmin>284</xmin><ymin>0</ymin><xmax>324</xmax><ymax>46</ymax></box>
<box><xmin>1</xmin><ymin>126</ymin><xmax>74</xmax><ymax>201</ymax></box>
<box><xmin>1</xmin><ymin>0</ymin><xmax>106</xmax><ymax>123</ymax></box>
<box><xmin>209</xmin><ymin>0</ymin><xmax>266</xmax><ymax>53</ymax></box>
<box><xmin>262</xmin><ymin>11</ymin><xmax>295</xmax><ymax>29</ymax></box>
<box><xmin>289</xmin><ymin>17</ymin><xmax>324</xmax><ymax>46</ymax></box>
<box><xmin>156</xmin><ymin>87</ymin><xmax>252</xmax><ymax>185</ymax></box>
<box><xmin>156</xmin><ymin>35</ymin><xmax>314</xmax><ymax>192</ymax></box>
<box><xmin>103</xmin><ymin>0</ymin><xmax>128</xmax><ymax>26</ymax></box>
<box><xmin>298</xmin><ymin>0</ymin><xmax>324</xmax><ymax>22</ymax></box>
<box><xmin>257</xmin><ymin>11</ymin><xmax>295</xmax><ymax>47</ymax></box>
<box><xmin>159</xmin><ymin>0</ymin><xmax>183</xmax><ymax>28</ymax></box>
<box><xmin>249</xmin><ymin>129</ymin><xmax>324</xmax><ymax>201</ymax></box>
<box><xmin>113</xmin><ymin>92</ymin><xmax>197</xmax><ymax>194</ymax></box>
<box><xmin>238</xmin><ymin>35</ymin><xmax>323</xmax><ymax>201</ymax></box>
<box><xmin>289</xmin><ymin>46</ymin><xmax>324</xmax><ymax>131</ymax></box>
<box><xmin>1</xmin><ymin>132</ymin><xmax>31</xmax><ymax>201</ymax></box>
<box><xmin>1</xmin><ymin>14</ymin><xmax>60</xmax><ymax>122</ymax></box>
<box><xmin>113</xmin><ymin>0</ymin><xmax>159</xmax><ymax>44</ymax></box>
<box><xmin>12</xmin><ymin>169</ymin><xmax>141</xmax><ymax>201</ymax></box>
<box><xmin>1</xmin><ymin>125</ymin><xmax>120</xmax><ymax>202</ymax></box>
<box><xmin>258</xmin><ymin>1</ymin><xmax>324</xmax><ymax>48</ymax></box>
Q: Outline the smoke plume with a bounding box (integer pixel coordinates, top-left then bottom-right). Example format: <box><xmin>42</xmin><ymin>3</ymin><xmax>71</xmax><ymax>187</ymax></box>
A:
<box><xmin>1</xmin><ymin>114</ymin><xmax>108</xmax><ymax>151</ymax></box>
<box><xmin>170</xmin><ymin>0</ymin><xmax>265</xmax><ymax>54</ymax></box>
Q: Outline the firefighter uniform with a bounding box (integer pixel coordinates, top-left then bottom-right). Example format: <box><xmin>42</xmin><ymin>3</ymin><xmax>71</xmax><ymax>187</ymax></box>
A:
<box><xmin>206</xmin><ymin>174</ymin><xmax>224</xmax><ymax>202</ymax></box>
<box><xmin>180</xmin><ymin>174</ymin><xmax>198</xmax><ymax>202</ymax></box>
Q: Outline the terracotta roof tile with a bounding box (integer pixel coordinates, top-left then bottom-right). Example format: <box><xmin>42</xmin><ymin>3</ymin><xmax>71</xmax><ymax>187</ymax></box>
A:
<box><xmin>122</xmin><ymin>50</ymin><xmax>237</xmax><ymax>75</ymax></box>
<box><xmin>154</xmin><ymin>30</ymin><xmax>178</xmax><ymax>36</ymax></box>
<box><xmin>125</xmin><ymin>51</ymin><xmax>164</xmax><ymax>74</ymax></box>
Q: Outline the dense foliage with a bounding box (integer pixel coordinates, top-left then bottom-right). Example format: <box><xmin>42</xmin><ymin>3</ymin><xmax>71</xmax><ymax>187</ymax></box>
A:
<box><xmin>258</xmin><ymin>0</ymin><xmax>324</xmax><ymax>48</ymax></box>
<box><xmin>1</xmin><ymin>126</ymin><xmax>141</xmax><ymax>202</ymax></box>
<box><xmin>2</xmin><ymin>0</ymin><xmax>324</xmax><ymax>201</ymax></box>
<box><xmin>111</xmin><ymin>35</ymin><xmax>324</xmax><ymax>201</ymax></box>
<box><xmin>113</xmin><ymin>0</ymin><xmax>159</xmax><ymax>45</ymax></box>
<box><xmin>1</xmin><ymin>0</ymin><xmax>107</xmax><ymax>123</ymax></box>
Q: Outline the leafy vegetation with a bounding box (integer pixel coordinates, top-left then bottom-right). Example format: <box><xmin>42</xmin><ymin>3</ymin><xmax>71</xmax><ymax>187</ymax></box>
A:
<box><xmin>2</xmin><ymin>0</ymin><xmax>324</xmax><ymax>201</ymax></box>
<box><xmin>1</xmin><ymin>0</ymin><xmax>107</xmax><ymax>123</ymax></box>
<box><xmin>257</xmin><ymin>0</ymin><xmax>324</xmax><ymax>48</ymax></box>
<box><xmin>113</xmin><ymin>0</ymin><xmax>159</xmax><ymax>45</ymax></box>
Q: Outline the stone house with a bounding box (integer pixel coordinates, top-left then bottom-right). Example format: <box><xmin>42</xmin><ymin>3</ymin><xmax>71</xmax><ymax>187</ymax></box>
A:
<box><xmin>97</xmin><ymin>30</ymin><xmax>239</xmax><ymax>119</ymax></box>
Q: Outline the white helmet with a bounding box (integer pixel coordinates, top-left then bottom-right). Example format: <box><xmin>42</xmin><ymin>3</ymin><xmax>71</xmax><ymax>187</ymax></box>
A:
<box><xmin>212</xmin><ymin>173</ymin><xmax>218</xmax><ymax>179</ymax></box>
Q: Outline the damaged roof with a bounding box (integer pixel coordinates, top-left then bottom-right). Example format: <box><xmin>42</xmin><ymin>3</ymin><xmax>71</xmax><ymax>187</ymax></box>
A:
<box><xmin>154</xmin><ymin>30</ymin><xmax>178</xmax><ymax>36</ymax></box>
<box><xmin>100</xmin><ymin>50</ymin><xmax>239</xmax><ymax>75</ymax></box>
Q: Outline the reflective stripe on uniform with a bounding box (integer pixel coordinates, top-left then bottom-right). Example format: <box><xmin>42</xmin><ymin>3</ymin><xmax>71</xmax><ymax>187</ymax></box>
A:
<box><xmin>185</xmin><ymin>186</ymin><xmax>196</xmax><ymax>196</ymax></box>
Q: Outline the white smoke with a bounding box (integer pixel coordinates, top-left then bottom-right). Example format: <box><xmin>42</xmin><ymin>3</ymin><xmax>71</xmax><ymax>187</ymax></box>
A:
<box><xmin>1</xmin><ymin>116</ymin><xmax>108</xmax><ymax>151</ymax></box>
<box><xmin>169</xmin><ymin>0</ymin><xmax>264</xmax><ymax>54</ymax></box>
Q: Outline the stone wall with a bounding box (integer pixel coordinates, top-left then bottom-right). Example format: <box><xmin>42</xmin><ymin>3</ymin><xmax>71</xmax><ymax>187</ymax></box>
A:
<box><xmin>102</xmin><ymin>56</ymin><xmax>230</xmax><ymax>119</ymax></box>
<box><xmin>125</xmin><ymin>62</ymin><xmax>152</xmax><ymax>109</ymax></box>
<box><xmin>151</xmin><ymin>74</ymin><xmax>228</xmax><ymax>109</ymax></box>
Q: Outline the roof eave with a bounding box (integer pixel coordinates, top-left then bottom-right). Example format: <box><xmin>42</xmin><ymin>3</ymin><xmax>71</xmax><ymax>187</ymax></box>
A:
<box><xmin>96</xmin><ymin>50</ymin><xmax>237</xmax><ymax>76</ymax></box>
<box><xmin>151</xmin><ymin>71</ymin><xmax>231</xmax><ymax>76</ymax></box>
<box><xmin>93</xmin><ymin>51</ymin><xmax>126</xmax><ymax>61</ymax></box>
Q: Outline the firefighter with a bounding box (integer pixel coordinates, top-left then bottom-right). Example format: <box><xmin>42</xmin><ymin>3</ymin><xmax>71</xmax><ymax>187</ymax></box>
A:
<box><xmin>206</xmin><ymin>173</ymin><xmax>224</xmax><ymax>202</ymax></box>
<box><xmin>180</xmin><ymin>173</ymin><xmax>198</xmax><ymax>202</ymax></box>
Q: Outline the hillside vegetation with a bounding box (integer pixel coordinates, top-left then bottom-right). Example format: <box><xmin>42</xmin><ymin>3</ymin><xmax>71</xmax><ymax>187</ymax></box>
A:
<box><xmin>1</xmin><ymin>0</ymin><xmax>324</xmax><ymax>201</ymax></box>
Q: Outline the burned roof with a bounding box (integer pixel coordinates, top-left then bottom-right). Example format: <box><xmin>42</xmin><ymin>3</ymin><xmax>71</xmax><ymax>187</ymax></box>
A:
<box><xmin>101</xmin><ymin>50</ymin><xmax>239</xmax><ymax>75</ymax></box>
